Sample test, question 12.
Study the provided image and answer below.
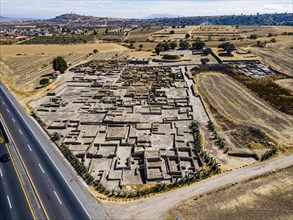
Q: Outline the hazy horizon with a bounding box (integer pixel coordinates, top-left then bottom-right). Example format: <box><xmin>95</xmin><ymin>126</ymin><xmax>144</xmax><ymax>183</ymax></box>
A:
<box><xmin>1</xmin><ymin>0</ymin><xmax>292</xmax><ymax>19</ymax></box>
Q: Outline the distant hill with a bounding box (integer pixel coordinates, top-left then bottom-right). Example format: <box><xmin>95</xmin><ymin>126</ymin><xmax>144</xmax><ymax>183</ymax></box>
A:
<box><xmin>0</xmin><ymin>16</ymin><xmax>36</xmax><ymax>22</ymax></box>
<box><xmin>3</xmin><ymin>12</ymin><xmax>292</xmax><ymax>27</ymax></box>
<box><xmin>156</xmin><ymin>13</ymin><xmax>293</xmax><ymax>26</ymax></box>
<box><xmin>142</xmin><ymin>14</ymin><xmax>181</xmax><ymax>19</ymax></box>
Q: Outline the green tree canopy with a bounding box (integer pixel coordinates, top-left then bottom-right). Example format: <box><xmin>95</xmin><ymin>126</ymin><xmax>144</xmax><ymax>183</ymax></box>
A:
<box><xmin>53</xmin><ymin>56</ymin><xmax>68</xmax><ymax>73</ymax></box>
<box><xmin>40</xmin><ymin>78</ymin><xmax>49</xmax><ymax>86</ymax></box>
<box><xmin>192</xmin><ymin>39</ymin><xmax>205</xmax><ymax>50</ymax></box>
<box><xmin>218</xmin><ymin>42</ymin><xmax>236</xmax><ymax>54</ymax></box>
<box><xmin>170</xmin><ymin>41</ymin><xmax>177</xmax><ymax>49</ymax></box>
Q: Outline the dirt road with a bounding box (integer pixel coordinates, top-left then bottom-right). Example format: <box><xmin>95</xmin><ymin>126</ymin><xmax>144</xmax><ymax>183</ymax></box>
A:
<box><xmin>104</xmin><ymin>154</ymin><xmax>293</xmax><ymax>219</ymax></box>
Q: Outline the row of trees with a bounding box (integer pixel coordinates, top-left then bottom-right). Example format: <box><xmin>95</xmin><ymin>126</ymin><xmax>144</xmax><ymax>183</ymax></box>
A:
<box><xmin>190</xmin><ymin>120</ymin><xmax>221</xmax><ymax>174</ymax></box>
<box><xmin>207</xmin><ymin>120</ymin><xmax>226</xmax><ymax>150</ymax></box>
<box><xmin>55</xmin><ymin>138</ymin><xmax>94</xmax><ymax>184</ymax></box>
<box><xmin>154</xmin><ymin>38</ymin><xmax>208</xmax><ymax>55</ymax></box>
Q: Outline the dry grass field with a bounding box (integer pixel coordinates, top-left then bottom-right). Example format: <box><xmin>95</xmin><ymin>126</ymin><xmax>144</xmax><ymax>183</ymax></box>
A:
<box><xmin>0</xmin><ymin>43</ymin><xmax>127</xmax><ymax>57</ymax></box>
<box><xmin>150</xmin><ymin>26</ymin><xmax>195</xmax><ymax>41</ymax></box>
<box><xmin>275</xmin><ymin>79</ymin><xmax>293</xmax><ymax>92</ymax></box>
<box><xmin>126</xmin><ymin>26</ymin><xmax>164</xmax><ymax>42</ymax></box>
<box><xmin>247</xmin><ymin>40</ymin><xmax>293</xmax><ymax>77</ymax></box>
<box><xmin>169</xmin><ymin>166</ymin><xmax>293</xmax><ymax>220</ymax></box>
<box><xmin>198</xmin><ymin>72</ymin><xmax>293</xmax><ymax>150</ymax></box>
<box><xmin>0</xmin><ymin>43</ymin><xmax>129</xmax><ymax>95</ymax></box>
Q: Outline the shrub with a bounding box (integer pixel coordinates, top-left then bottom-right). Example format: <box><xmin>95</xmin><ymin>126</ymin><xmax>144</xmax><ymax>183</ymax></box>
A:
<box><xmin>250</xmin><ymin>34</ymin><xmax>258</xmax><ymax>39</ymax></box>
<box><xmin>40</xmin><ymin>78</ymin><xmax>49</xmax><ymax>86</ymax></box>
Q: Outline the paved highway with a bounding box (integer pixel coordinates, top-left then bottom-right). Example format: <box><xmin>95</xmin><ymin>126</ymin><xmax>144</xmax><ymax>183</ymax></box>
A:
<box><xmin>0</xmin><ymin>82</ymin><xmax>102</xmax><ymax>219</ymax></box>
<box><xmin>0</xmin><ymin>141</ymin><xmax>34</xmax><ymax>220</ymax></box>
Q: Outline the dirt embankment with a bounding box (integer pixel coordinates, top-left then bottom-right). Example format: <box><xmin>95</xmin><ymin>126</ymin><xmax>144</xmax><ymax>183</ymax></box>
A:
<box><xmin>198</xmin><ymin>72</ymin><xmax>293</xmax><ymax>151</ymax></box>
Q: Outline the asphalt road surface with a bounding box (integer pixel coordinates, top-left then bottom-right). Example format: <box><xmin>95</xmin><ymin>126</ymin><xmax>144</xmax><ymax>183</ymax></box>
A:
<box><xmin>0</xmin><ymin>82</ymin><xmax>95</xmax><ymax>220</ymax></box>
<box><xmin>0</xmin><ymin>142</ymin><xmax>34</xmax><ymax>220</ymax></box>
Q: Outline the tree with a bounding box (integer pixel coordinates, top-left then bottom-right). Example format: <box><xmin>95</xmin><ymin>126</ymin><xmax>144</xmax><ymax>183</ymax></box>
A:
<box><xmin>203</xmin><ymin>48</ymin><xmax>212</xmax><ymax>55</ymax></box>
<box><xmin>170</xmin><ymin>41</ymin><xmax>177</xmax><ymax>49</ymax></box>
<box><xmin>179</xmin><ymin>40</ymin><xmax>189</xmax><ymax>50</ymax></box>
<box><xmin>270</xmin><ymin>38</ymin><xmax>277</xmax><ymax>43</ymax></box>
<box><xmin>40</xmin><ymin>78</ymin><xmax>49</xmax><ymax>87</ymax></box>
<box><xmin>162</xmin><ymin>42</ymin><xmax>170</xmax><ymax>51</ymax></box>
<box><xmin>155</xmin><ymin>46</ymin><xmax>164</xmax><ymax>55</ymax></box>
<box><xmin>139</xmin><ymin>44</ymin><xmax>143</xmax><ymax>50</ymax></box>
<box><xmin>50</xmin><ymin>132</ymin><xmax>60</xmax><ymax>141</ymax></box>
<box><xmin>200</xmin><ymin>58</ymin><xmax>210</xmax><ymax>64</ymax></box>
<box><xmin>185</xmin><ymin>33</ymin><xmax>191</xmax><ymax>39</ymax></box>
<box><xmin>93</xmin><ymin>49</ymin><xmax>98</xmax><ymax>53</ymax></box>
<box><xmin>256</xmin><ymin>40</ymin><xmax>266</xmax><ymax>48</ymax></box>
<box><xmin>170</xmin><ymin>30</ymin><xmax>175</xmax><ymax>34</ymax></box>
<box><xmin>53</xmin><ymin>56</ymin><xmax>68</xmax><ymax>73</ymax></box>
<box><xmin>249</xmin><ymin>34</ymin><xmax>258</xmax><ymax>39</ymax></box>
<box><xmin>218</xmin><ymin>42</ymin><xmax>236</xmax><ymax>54</ymax></box>
<box><xmin>192</xmin><ymin>39</ymin><xmax>205</xmax><ymax>50</ymax></box>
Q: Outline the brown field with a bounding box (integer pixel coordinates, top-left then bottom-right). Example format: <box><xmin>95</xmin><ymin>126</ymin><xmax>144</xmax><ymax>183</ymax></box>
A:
<box><xmin>198</xmin><ymin>72</ymin><xmax>293</xmax><ymax>149</ymax></box>
<box><xmin>247</xmin><ymin>40</ymin><xmax>293</xmax><ymax>77</ymax></box>
<box><xmin>125</xmin><ymin>26</ymin><xmax>165</xmax><ymax>42</ymax></box>
<box><xmin>0</xmin><ymin>43</ymin><xmax>128</xmax><ymax>57</ymax></box>
<box><xmin>170</xmin><ymin>166</ymin><xmax>293</xmax><ymax>220</ymax></box>
<box><xmin>150</xmin><ymin>26</ymin><xmax>195</xmax><ymax>41</ymax></box>
<box><xmin>275</xmin><ymin>78</ymin><xmax>293</xmax><ymax>92</ymax></box>
<box><xmin>0</xmin><ymin>43</ymin><xmax>129</xmax><ymax>94</ymax></box>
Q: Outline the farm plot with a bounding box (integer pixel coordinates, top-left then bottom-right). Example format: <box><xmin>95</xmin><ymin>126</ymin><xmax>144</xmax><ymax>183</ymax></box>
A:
<box><xmin>0</xmin><ymin>53</ymin><xmax>88</xmax><ymax>91</ymax></box>
<box><xmin>125</xmin><ymin>26</ymin><xmax>164</xmax><ymax>42</ymax></box>
<box><xmin>0</xmin><ymin>43</ymin><xmax>128</xmax><ymax>57</ymax></box>
<box><xmin>198</xmin><ymin>72</ymin><xmax>293</xmax><ymax>149</ymax></box>
<box><xmin>192</xmin><ymin>25</ymin><xmax>241</xmax><ymax>40</ymax></box>
<box><xmin>248</xmin><ymin>41</ymin><xmax>293</xmax><ymax>77</ymax></box>
<box><xmin>170</xmin><ymin>166</ymin><xmax>293</xmax><ymax>220</ymax></box>
<box><xmin>150</xmin><ymin>26</ymin><xmax>195</xmax><ymax>41</ymax></box>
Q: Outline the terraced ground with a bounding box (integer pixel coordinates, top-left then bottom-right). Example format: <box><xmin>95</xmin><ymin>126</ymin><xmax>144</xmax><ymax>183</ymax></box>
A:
<box><xmin>198</xmin><ymin>72</ymin><xmax>293</xmax><ymax>149</ymax></box>
<box><xmin>0</xmin><ymin>43</ymin><xmax>129</xmax><ymax>94</ymax></box>
<box><xmin>248</xmin><ymin>39</ymin><xmax>293</xmax><ymax>77</ymax></box>
<box><xmin>125</xmin><ymin>26</ymin><xmax>164</xmax><ymax>42</ymax></box>
<box><xmin>0</xmin><ymin>53</ymin><xmax>88</xmax><ymax>91</ymax></box>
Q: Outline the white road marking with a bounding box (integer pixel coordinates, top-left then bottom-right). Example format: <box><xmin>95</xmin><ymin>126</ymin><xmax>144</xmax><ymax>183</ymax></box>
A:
<box><xmin>12</xmin><ymin>118</ymin><xmax>15</xmax><ymax>123</ymax></box>
<box><xmin>19</xmin><ymin>129</ymin><xmax>23</xmax><ymax>135</ymax></box>
<box><xmin>7</xmin><ymin>109</ymin><xmax>9</xmax><ymax>113</ymax></box>
<box><xmin>38</xmin><ymin>164</ymin><xmax>45</xmax><ymax>174</ymax></box>
<box><xmin>54</xmin><ymin>191</ymin><xmax>62</xmax><ymax>205</ymax></box>
<box><xmin>0</xmin><ymin>168</ymin><xmax>3</xmax><ymax>177</ymax></box>
<box><xmin>7</xmin><ymin>195</ymin><xmax>12</xmax><ymax>209</ymax></box>
<box><xmin>0</xmin><ymin>85</ymin><xmax>92</xmax><ymax>220</ymax></box>
<box><xmin>27</xmin><ymin>144</ymin><xmax>32</xmax><ymax>152</ymax></box>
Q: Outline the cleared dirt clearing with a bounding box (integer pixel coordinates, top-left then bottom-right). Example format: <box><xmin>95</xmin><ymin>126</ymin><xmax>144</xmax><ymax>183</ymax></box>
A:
<box><xmin>198</xmin><ymin>72</ymin><xmax>293</xmax><ymax>148</ymax></box>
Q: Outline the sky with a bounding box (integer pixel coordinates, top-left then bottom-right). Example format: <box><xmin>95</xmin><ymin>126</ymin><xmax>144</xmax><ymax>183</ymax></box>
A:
<box><xmin>1</xmin><ymin>0</ymin><xmax>292</xmax><ymax>19</ymax></box>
